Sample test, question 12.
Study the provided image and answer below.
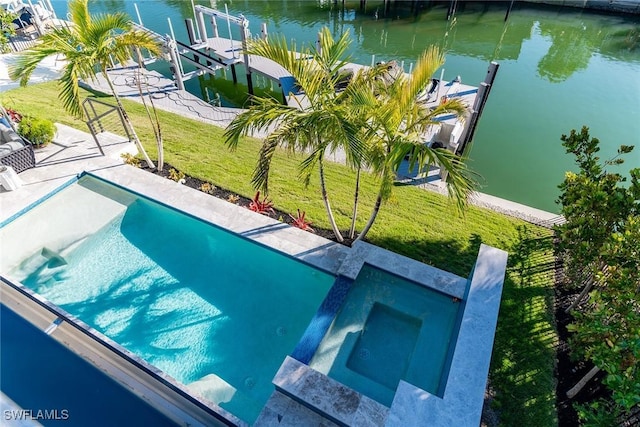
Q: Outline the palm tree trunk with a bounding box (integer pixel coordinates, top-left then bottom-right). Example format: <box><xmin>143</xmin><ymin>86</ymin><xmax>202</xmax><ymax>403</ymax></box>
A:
<box><xmin>135</xmin><ymin>48</ymin><xmax>164</xmax><ymax>171</ymax></box>
<box><xmin>319</xmin><ymin>158</ymin><xmax>344</xmax><ymax>242</ymax></box>
<box><xmin>355</xmin><ymin>163</ymin><xmax>390</xmax><ymax>242</ymax></box>
<box><xmin>349</xmin><ymin>167</ymin><xmax>361</xmax><ymax>239</ymax></box>
<box><xmin>566</xmin><ymin>366</ymin><xmax>600</xmax><ymax>399</ymax></box>
<box><xmin>354</xmin><ymin>191</ymin><xmax>382</xmax><ymax>243</ymax></box>
<box><xmin>102</xmin><ymin>70</ymin><xmax>155</xmax><ymax>169</ymax></box>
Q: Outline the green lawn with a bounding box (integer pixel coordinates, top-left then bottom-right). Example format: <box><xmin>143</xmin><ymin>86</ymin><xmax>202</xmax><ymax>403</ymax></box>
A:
<box><xmin>2</xmin><ymin>82</ymin><xmax>558</xmax><ymax>426</ymax></box>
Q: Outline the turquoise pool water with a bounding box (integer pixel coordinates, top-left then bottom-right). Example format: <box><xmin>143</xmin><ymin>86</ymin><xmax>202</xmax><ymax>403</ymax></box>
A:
<box><xmin>3</xmin><ymin>176</ymin><xmax>334</xmax><ymax>424</ymax></box>
<box><xmin>0</xmin><ymin>304</ymin><xmax>178</xmax><ymax>427</ymax></box>
<box><xmin>308</xmin><ymin>265</ymin><xmax>460</xmax><ymax>406</ymax></box>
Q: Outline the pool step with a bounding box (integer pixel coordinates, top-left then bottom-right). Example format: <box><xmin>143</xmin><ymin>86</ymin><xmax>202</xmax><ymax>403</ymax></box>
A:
<box><xmin>269</xmin><ymin>357</ymin><xmax>388</xmax><ymax>427</ymax></box>
<box><xmin>43</xmin><ymin>317</ymin><xmax>63</xmax><ymax>335</ymax></box>
<box><xmin>185</xmin><ymin>373</ymin><xmax>263</xmax><ymax>421</ymax></box>
<box><xmin>41</xmin><ymin>247</ymin><xmax>67</xmax><ymax>268</ymax></box>
<box><xmin>12</xmin><ymin>247</ymin><xmax>67</xmax><ymax>277</ymax></box>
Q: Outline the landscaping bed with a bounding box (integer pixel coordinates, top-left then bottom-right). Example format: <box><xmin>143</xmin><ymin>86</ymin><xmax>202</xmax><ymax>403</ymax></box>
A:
<box><xmin>146</xmin><ymin>163</ymin><xmax>353</xmax><ymax>245</ymax></box>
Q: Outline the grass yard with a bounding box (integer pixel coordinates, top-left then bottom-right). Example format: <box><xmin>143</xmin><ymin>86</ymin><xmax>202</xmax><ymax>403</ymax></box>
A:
<box><xmin>2</xmin><ymin>82</ymin><xmax>558</xmax><ymax>426</ymax></box>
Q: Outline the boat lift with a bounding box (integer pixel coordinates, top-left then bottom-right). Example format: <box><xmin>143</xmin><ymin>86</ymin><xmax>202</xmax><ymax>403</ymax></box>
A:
<box><xmin>127</xmin><ymin>3</ymin><xmax>497</xmax><ymax>161</ymax></box>
<box><xmin>129</xmin><ymin>6</ymin><xmax>246</xmax><ymax>92</ymax></box>
<box><xmin>187</xmin><ymin>5</ymin><xmax>255</xmax><ymax>94</ymax></box>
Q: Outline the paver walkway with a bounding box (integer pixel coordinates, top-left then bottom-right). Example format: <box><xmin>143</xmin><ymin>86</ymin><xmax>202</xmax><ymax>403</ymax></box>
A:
<box><xmin>0</xmin><ymin>124</ymin><xmax>135</xmax><ymax>222</ymax></box>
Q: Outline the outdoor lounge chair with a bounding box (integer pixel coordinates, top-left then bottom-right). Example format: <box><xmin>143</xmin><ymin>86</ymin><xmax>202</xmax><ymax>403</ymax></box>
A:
<box><xmin>0</xmin><ymin>120</ymin><xmax>35</xmax><ymax>174</ymax></box>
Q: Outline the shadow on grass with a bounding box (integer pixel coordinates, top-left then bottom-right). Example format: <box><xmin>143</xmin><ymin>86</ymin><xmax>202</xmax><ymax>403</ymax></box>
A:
<box><xmin>367</xmin><ymin>233</ymin><xmax>483</xmax><ymax>278</ymax></box>
<box><xmin>373</xmin><ymin>225</ymin><xmax>558</xmax><ymax>427</ymax></box>
<box><xmin>489</xmin><ymin>225</ymin><xmax>558</xmax><ymax>427</ymax></box>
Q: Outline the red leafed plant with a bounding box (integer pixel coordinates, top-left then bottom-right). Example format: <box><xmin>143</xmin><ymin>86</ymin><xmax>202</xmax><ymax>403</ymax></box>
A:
<box><xmin>5</xmin><ymin>108</ymin><xmax>22</xmax><ymax>123</ymax></box>
<box><xmin>289</xmin><ymin>209</ymin><xmax>314</xmax><ymax>232</ymax></box>
<box><xmin>248</xmin><ymin>191</ymin><xmax>274</xmax><ymax>215</ymax></box>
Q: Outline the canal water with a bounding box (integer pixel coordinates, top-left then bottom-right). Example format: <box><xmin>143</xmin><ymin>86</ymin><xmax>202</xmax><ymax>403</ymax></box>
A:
<box><xmin>52</xmin><ymin>1</ymin><xmax>640</xmax><ymax>213</ymax></box>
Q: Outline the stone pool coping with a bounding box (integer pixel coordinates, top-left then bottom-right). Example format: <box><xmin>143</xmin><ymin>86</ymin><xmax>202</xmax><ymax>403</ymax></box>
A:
<box><xmin>90</xmin><ymin>165</ymin><xmax>351</xmax><ymax>276</ymax></box>
<box><xmin>267</xmin><ymin>245</ymin><xmax>507</xmax><ymax>427</ymax></box>
<box><xmin>2</xmin><ymin>165</ymin><xmax>508</xmax><ymax>426</ymax></box>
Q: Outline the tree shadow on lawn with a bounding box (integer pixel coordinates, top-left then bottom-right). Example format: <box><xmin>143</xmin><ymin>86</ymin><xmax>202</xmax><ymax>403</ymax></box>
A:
<box><xmin>371</xmin><ymin>225</ymin><xmax>558</xmax><ymax>427</ymax></box>
<box><xmin>367</xmin><ymin>233</ymin><xmax>483</xmax><ymax>278</ymax></box>
<box><xmin>489</xmin><ymin>226</ymin><xmax>558</xmax><ymax>427</ymax></box>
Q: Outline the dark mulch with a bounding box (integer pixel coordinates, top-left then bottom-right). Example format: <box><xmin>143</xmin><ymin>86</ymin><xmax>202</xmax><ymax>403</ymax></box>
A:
<box><xmin>145</xmin><ymin>163</ymin><xmax>628</xmax><ymax>427</ymax></box>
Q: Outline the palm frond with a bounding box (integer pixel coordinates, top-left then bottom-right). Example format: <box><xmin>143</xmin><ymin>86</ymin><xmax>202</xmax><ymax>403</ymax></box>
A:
<box><xmin>119</xmin><ymin>30</ymin><xmax>163</xmax><ymax>57</ymax></box>
<box><xmin>298</xmin><ymin>148</ymin><xmax>324</xmax><ymax>188</ymax></box>
<box><xmin>58</xmin><ymin>60</ymin><xmax>85</xmax><ymax>118</ymax></box>
<box><xmin>315</xmin><ymin>27</ymin><xmax>352</xmax><ymax>73</ymax></box>
<box><xmin>408</xmin><ymin>46</ymin><xmax>445</xmax><ymax>99</ymax></box>
<box><xmin>252</xmin><ymin>136</ymin><xmax>280</xmax><ymax>193</ymax></box>
<box><xmin>68</xmin><ymin>0</ymin><xmax>91</xmax><ymax>36</ymax></box>
<box><xmin>224</xmin><ymin>99</ymin><xmax>297</xmax><ymax>150</ymax></box>
<box><xmin>246</xmin><ymin>36</ymin><xmax>310</xmax><ymax>86</ymax></box>
<box><xmin>401</xmin><ymin>142</ymin><xmax>478</xmax><ymax>212</ymax></box>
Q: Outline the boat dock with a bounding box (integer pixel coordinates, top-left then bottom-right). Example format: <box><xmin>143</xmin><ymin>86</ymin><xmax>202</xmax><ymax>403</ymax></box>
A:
<box><xmin>128</xmin><ymin>4</ymin><xmax>497</xmax><ymax>160</ymax></box>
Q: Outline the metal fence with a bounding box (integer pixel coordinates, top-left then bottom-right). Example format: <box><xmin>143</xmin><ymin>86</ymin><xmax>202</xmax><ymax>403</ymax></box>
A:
<box><xmin>6</xmin><ymin>33</ymin><xmax>39</xmax><ymax>53</ymax></box>
<box><xmin>82</xmin><ymin>98</ymin><xmax>132</xmax><ymax>156</ymax></box>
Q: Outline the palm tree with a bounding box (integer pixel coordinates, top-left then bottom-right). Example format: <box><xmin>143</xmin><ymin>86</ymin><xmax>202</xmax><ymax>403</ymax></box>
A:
<box><xmin>134</xmin><ymin>47</ymin><xmax>164</xmax><ymax>171</ymax></box>
<box><xmin>9</xmin><ymin>0</ymin><xmax>162</xmax><ymax>168</ymax></box>
<box><xmin>224</xmin><ymin>28</ymin><xmax>368</xmax><ymax>243</ymax></box>
<box><xmin>353</xmin><ymin>46</ymin><xmax>477</xmax><ymax>242</ymax></box>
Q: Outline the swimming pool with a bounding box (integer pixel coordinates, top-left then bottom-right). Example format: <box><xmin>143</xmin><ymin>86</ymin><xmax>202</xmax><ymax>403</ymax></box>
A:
<box><xmin>0</xmin><ymin>175</ymin><xmax>334</xmax><ymax>424</ymax></box>
<box><xmin>0</xmin><ymin>304</ymin><xmax>178</xmax><ymax>427</ymax></box>
<box><xmin>308</xmin><ymin>265</ymin><xmax>461</xmax><ymax>406</ymax></box>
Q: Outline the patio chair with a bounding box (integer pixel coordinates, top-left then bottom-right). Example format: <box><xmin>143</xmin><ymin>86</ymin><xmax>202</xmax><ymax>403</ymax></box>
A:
<box><xmin>0</xmin><ymin>120</ymin><xmax>36</xmax><ymax>174</ymax></box>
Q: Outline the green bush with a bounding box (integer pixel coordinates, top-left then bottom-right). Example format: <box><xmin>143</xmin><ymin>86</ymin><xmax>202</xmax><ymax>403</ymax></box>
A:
<box><xmin>18</xmin><ymin>116</ymin><xmax>56</xmax><ymax>147</ymax></box>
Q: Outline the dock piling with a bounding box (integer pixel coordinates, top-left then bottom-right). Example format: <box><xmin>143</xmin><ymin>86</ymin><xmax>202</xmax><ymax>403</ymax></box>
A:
<box><xmin>241</xmin><ymin>16</ymin><xmax>254</xmax><ymax>95</ymax></box>
<box><xmin>167</xmin><ymin>38</ymin><xmax>185</xmax><ymax>91</ymax></box>
<box><xmin>197</xmin><ymin>10</ymin><xmax>208</xmax><ymax>42</ymax></box>
<box><xmin>190</xmin><ymin>0</ymin><xmax>201</xmax><ymax>41</ymax></box>
<box><xmin>133</xmin><ymin>3</ymin><xmax>143</xmax><ymax>25</ymax></box>
<box><xmin>210</xmin><ymin>16</ymin><xmax>219</xmax><ymax>38</ymax></box>
<box><xmin>185</xmin><ymin>19</ymin><xmax>201</xmax><ymax>66</ymax></box>
<box><xmin>230</xmin><ymin>65</ymin><xmax>238</xmax><ymax>84</ymax></box>
<box><xmin>457</xmin><ymin>61</ymin><xmax>500</xmax><ymax>156</ymax></box>
<box><xmin>185</xmin><ymin>19</ymin><xmax>198</xmax><ymax>45</ymax></box>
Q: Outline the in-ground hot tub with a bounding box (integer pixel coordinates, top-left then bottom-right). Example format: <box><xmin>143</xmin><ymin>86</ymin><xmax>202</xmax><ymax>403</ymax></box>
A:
<box><xmin>308</xmin><ymin>264</ymin><xmax>461</xmax><ymax>406</ymax></box>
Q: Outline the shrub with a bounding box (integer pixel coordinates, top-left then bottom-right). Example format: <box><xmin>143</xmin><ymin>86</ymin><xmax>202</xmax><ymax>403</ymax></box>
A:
<box><xmin>120</xmin><ymin>153</ymin><xmax>140</xmax><ymax>167</ymax></box>
<box><xmin>18</xmin><ymin>116</ymin><xmax>55</xmax><ymax>147</ymax></box>
<box><xmin>167</xmin><ymin>168</ymin><xmax>185</xmax><ymax>182</ymax></box>
<box><xmin>199</xmin><ymin>182</ymin><xmax>216</xmax><ymax>194</ymax></box>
